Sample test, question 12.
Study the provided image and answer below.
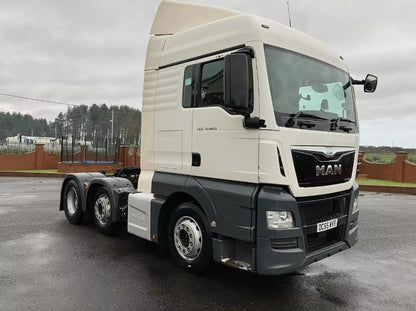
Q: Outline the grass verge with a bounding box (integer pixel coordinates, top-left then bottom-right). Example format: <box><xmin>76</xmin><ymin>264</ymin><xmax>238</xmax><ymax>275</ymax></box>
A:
<box><xmin>0</xmin><ymin>169</ymin><xmax>62</xmax><ymax>174</ymax></box>
<box><xmin>357</xmin><ymin>178</ymin><xmax>416</xmax><ymax>188</ymax></box>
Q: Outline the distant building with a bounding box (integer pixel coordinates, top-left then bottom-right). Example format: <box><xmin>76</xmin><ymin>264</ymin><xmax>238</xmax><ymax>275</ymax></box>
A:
<box><xmin>6</xmin><ymin>135</ymin><xmax>58</xmax><ymax>145</ymax></box>
<box><xmin>6</xmin><ymin>135</ymin><xmax>92</xmax><ymax>146</ymax></box>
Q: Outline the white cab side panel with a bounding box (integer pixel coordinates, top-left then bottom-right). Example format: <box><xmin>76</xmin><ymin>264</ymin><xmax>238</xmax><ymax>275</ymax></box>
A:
<box><xmin>141</xmin><ymin>71</ymin><xmax>157</xmax><ymax>172</ymax></box>
<box><xmin>138</xmin><ymin>170</ymin><xmax>154</xmax><ymax>193</ymax></box>
<box><xmin>128</xmin><ymin>193</ymin><xmax>154</xmax><ymax>241</ymax></box>
<box><xmin>145</xmin><ymin>36</ymin><xmax>167</xmax><ymax>71</ymax></box>
<box><xmin>156</xmin><ymin>130</ymin><xmax>183</xmax><ymax>170</ymax></box>
<box><xmin>138</xmin><ymin>70</ymin><xmax>158</xmax><ymax>192</ymax></box>
<box><xmin>192</xmin><ymin>107</ymin><xmax>259</xmax><ymax>183</ymax></box>
<box><xmin>154</xmin><ymin>65</ymin><xmax>193</xmax><ymax>175</ymax></box>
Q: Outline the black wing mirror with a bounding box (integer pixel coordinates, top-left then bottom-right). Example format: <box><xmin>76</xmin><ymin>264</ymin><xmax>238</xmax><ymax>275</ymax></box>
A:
<box><xmin>352</xmin><ymin>74</ymin><xmax>378</xmax><ymax>93</ymax></box>
<box><xmin>224</xmin><ymin>53</ymin><xmax>253</xmax><ymax>115</ymax></box>
<box><xmin>364</xmin><ymin>74</ymin><xmax>378</xmax><ymax>93</ymax></box>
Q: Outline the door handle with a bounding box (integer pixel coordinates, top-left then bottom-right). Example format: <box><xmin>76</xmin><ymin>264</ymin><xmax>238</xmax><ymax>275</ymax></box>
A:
<box><xmin>192</xmin><ymin>153</ymin><xmax>201</xmax><ymax>167</ymax></box>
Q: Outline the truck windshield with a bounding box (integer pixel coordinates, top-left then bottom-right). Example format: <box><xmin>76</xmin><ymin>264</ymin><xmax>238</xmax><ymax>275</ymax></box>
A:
<box><xmin>264</xmin><ymin>44</ymin><xmax>357</xmax><ymax>132</ymax></box>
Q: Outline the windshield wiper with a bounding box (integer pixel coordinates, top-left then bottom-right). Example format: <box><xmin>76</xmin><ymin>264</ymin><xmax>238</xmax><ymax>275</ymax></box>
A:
<box><xmin>330</xmin><ymin>117</ymin><xmax>355</xmax><ymax>132</ymax></box>
<box><xmin>331</xmin><ymin>117</ymin><xmax>355</xmax><ymax>124</ymax></box>
<box><xmin>286</xmin><ymin>112</ymin><xmax>328</xmax><ymax>128</ymax></box>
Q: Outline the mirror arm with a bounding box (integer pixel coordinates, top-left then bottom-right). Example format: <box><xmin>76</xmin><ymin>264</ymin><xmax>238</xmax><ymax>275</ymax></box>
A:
<box><xmin>351</xmin><ymin>78</ymin><xmax>365</xmax><ymax>85</ymax></box>
<box><xmin>243</xmin><ymin>116</ymin><xmax>266</xmax><ymax>129</ymax></box>
<box><xmin>233</xmin><ymin>47</ymin><xmax>255</xmax><ymax>58</ymax></box>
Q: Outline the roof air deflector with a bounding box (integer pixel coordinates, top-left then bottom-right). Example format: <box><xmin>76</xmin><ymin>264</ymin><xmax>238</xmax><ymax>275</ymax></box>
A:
<box><xmin>150</xmin><ymin>0</ymin><xmax>242</xmax><ymax>35</ymax></box>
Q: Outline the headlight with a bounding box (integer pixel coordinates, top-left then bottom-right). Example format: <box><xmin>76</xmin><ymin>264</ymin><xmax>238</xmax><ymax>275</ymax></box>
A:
<box><xmin>266</xmin><ymin>211</ymin><xmax>294</xmax><ymax>230</ymax></box>
<box><xmin>352</xmin><ymin>197</ymin><xmax>359</xmax><ymax>214</ymax></box>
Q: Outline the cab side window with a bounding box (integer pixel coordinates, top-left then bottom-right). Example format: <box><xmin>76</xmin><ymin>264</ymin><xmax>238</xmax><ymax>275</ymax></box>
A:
<box><xmin>182</xmin><ymin>66</ymin><xmax>194</xmax><ymax>108</ymax></box>
<box><xmin>200</xmin><ymin>60</ymin><xmax>224</xmax><ymax>107</ymax></box>
<box><xmin>182</xmin><ymin>59</ymin><xmax>225</xmax><ymax>108</ymax></box>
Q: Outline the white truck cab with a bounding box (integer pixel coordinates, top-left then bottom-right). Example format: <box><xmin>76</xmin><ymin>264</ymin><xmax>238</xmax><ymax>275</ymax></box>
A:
<box><xmin>61</xmin><ymin>0</ymin><xmax>377</xmax><ymax>275</ymax></box>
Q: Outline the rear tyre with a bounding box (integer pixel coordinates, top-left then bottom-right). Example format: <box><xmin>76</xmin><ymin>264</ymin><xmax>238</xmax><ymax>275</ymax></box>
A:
<box><xmin>168</xmin><ymin>202</ymin><xmax>212</xmax><ymax>273</ymax></box>
<box><xmin>63</xmin><ymin>180</ymin><xmax>83</xmax><ymax>224</ymax></box>
<box><xmin>93</xmin><ymin>188</ymin><xmax>119</xmax><ymax>235</ymax></box>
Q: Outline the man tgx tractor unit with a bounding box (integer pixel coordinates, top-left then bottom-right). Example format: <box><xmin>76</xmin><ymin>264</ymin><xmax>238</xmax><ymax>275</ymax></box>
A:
<box><xmin>60</xmin><ymin>0</ymin><xmax>377</xmax><ymax>275</ymax></box>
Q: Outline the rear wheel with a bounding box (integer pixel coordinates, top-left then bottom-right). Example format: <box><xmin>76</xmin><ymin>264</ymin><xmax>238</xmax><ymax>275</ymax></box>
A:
<box><xmin>63</xmin><ymin>180</ymin><xmax>83</xmax><ymax>224</ymax></box>
<box><xmin>168</xmin><ymin>202</ymin><xmax>212</xmax><ymax>273</ymax></box>
<box><xmin>93</xmin><ymin>188</ymin><xmax>119</xmax><ymax>235</ymax></box>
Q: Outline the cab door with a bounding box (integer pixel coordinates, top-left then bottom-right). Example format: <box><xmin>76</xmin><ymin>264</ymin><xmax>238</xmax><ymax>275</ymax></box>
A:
<box><xmin>188</xmin><ymin>53</ymin><xmax>259</xmax><ymax>184</ymax></box>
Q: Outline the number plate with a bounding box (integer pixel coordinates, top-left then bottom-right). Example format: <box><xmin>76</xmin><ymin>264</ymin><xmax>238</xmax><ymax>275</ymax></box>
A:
<box><xmin>316</xmin><ymin>219</ymin><xmax>338</xmax><ymax>233</ymax></box>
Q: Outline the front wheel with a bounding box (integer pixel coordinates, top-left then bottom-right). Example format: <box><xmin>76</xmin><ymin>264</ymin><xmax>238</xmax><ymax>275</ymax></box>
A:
<box><xmin>92</xmin><ymin>188</ymin><xmax>119</xmax><ymax>235</ymax></box>
<box><xmin>168</xmin><ymin>202</ymin><xmax>212</xmax><ymax>273</ymax></box>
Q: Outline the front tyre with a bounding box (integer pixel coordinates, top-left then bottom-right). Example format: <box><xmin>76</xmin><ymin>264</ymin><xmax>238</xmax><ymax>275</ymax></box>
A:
<box><xmin>93</xmin><ymin>188</ymin><xmax>119</xmax><ymax>235</ymax></box>
<box><xmin>63</xmin><ymin>180</ymin><xmax>83</xmax><ymax>224</ymax></box>
<box><xmin>168</xmin><ymin>203</ymin><xmax>212</xmax><ymax>273</ymax></box>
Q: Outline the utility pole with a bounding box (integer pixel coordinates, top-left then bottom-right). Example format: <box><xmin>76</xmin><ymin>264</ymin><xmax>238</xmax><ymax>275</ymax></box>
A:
<box><xmin>111</xmin><ymin>109</ymin><xmax>114</xmax><ymax>144</ymax></box>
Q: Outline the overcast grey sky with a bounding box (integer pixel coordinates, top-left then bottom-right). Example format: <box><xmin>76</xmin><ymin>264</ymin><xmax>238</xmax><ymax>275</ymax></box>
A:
<box><xmin>0</xmin><ymin>0</ymin><xmax>415</xmax><ymax>147</ymax></box>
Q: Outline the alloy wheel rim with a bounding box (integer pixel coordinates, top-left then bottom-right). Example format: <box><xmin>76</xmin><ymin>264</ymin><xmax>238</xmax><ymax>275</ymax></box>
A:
<box><xmin>94</xmin><ymin>194</ymin><xmax>111</xmax><ymax>226</ymax></box>
<box><xmin>174</xmin><ymin>216</ymin><xmax>203</xmax><ymax>261</ymax></box>
<box><xmin>66</xmin><ymin>187</ymin><xmax>78</xmax><ymax>215</ymax></box>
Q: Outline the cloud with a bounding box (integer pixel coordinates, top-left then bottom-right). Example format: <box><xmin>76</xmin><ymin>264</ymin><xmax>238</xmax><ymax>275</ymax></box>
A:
<box><xmin>360</xmin><ymin>117</ymin><xmax>415</xmax><ymax>148</ymax></box>
<box><xmin>0</xmin><ymin>0</ymin><xmax>158</xmax><ymax>121</ymax></box>
<box><xmin>0</xmin><ymin>0</ymin><xmax>414</xmax><ymax>147</ymax></box>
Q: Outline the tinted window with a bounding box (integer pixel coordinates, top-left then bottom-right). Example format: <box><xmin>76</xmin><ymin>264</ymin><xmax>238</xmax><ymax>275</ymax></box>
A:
<box><xmin>200</xmin><ymin>60</ymin><xmax>224</xmax><ymax>107</ymax></box>
<box><xmin>182</xmin><ymin>59</ymin><xmax>228</xmax><ymax>109</ymax></box>
<box><xmin>182</xmin><ymin>66</ymin><xmax>194</xmax><ymax>108</ymax></box>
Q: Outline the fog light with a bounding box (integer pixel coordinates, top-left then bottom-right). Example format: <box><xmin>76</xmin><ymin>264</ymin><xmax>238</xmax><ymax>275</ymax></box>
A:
<box><xmin>352</xmin><ymin>197</ymin><xmax>359</xmax><ymax>214</ymax></box>
<box><xmin>266</xmin><ymin>211</ymin><xmax>294</xmax><ymax>230</ymax></box>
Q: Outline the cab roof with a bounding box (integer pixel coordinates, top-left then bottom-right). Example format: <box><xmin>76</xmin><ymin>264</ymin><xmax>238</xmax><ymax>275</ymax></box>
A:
<box><xmin>147</xmin><ymin>1</ymin><xmax>348</xmax><ymax>72</ymax></box>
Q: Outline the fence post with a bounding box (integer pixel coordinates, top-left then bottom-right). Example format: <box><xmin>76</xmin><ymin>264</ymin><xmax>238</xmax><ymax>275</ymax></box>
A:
<box><xmin>133</xmin><ymin>146</ymin><xmax>139</xmax><ymax>167</ymax></box>
<box><xmin>95</xmin><ymin>136</ymin><xmax>98</xmax><ymax>164</ymax></box>
<box><xmin>119</xmin><ymin>145</ymin><xmax>126</xmax><ymax>166</ymax></box>
<box><xmin>35</xmin><ymin>144</ymin><xmax>45</xmax><ymax>169</ymax></box>
<box><xmin>65</xmin><ymin>137</ymin><xmax>68</xmax><ymax>161</ymax></box>
<box><xmin>105</xmin><ymin>134</ymin><xmax>108</xmax><ymax>162</ymax></box>
<box><xmin>115</xmin><ymin>139</ymin><xmax>120</xmax><ymax>164</ymax></box>
<box><xmin>81</xmin><ymin>145</ymin><xmax>87</xmax><ymax>162</ymax></box>
<box><xmin>396</xmin><ymin>151</ymin><xmax>408</xmax><ymax>182</ymax></box>
<box><xmin>60</xmin><ymin>136</ymin><xmax>64</xmax><ymax>162</ymax></box>
<box><xmin>71</xmin><ymin>138</ymin><xmax>74</xmax><ymax>163</ymax></box>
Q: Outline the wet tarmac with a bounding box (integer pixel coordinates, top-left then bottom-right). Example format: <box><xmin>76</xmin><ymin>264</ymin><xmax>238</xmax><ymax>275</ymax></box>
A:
<box><xmin>1</xmin><ymin>177</ymin><xmax>415</xmax><ymax>310</ymax></box>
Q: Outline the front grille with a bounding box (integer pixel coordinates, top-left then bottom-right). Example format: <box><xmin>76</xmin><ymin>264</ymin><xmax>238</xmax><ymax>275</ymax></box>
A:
<box><xmin>305</xmin><ymin>227</ymin><xmax>345</xmax><ymax>253</ymax></box>
<box><xmin>298</xmin><ymin>192</ymin><xmax>349</xmax><ymax>253</ymax></box>
<box><xmin>291</xmin><ymin>147</ymin><xmax>355</xmax><ymax>187</ymax></box>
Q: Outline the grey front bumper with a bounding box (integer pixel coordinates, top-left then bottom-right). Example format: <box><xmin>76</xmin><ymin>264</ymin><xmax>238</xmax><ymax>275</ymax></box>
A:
<box><xmin>255</xmin><ymin>184</ymin><xmax>359</xmax><ymax>275</ymax></box>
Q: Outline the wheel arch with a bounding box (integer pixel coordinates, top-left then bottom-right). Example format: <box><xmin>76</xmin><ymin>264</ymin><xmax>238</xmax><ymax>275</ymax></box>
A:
<box><xmin>60</xmin><ymin>177</ymin><xmax>73</xmax><ymax>211</ymax></box>
<box><xmin>157</xmin><ymin>191</ymin><xmax>205</xmax><ymax>254</ymax></box>
<box><xmin>59</xmin><ymin>173</ymin><xmax>104</xmax><ymax>211</ymax></box>
<box><xmin>85</xmin><ymin>182</ymin><xmax>106</xmax><ymax>219</ymax></box>
<box><xmin>86</xmin><ymin>177</ymin><xmax>135</xmax><ymax>222</ymax></box>
<box><xmin>151</xmin><ymin>172</ymin><xmax>257</xmax><ymax>244</ymax></box>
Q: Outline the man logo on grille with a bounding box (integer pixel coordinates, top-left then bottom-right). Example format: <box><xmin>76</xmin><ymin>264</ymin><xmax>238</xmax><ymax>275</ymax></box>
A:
<box><xmin>316</xmin><ymin>164</ymin><xmax>342</xmax><ymax>177</ymax></box>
